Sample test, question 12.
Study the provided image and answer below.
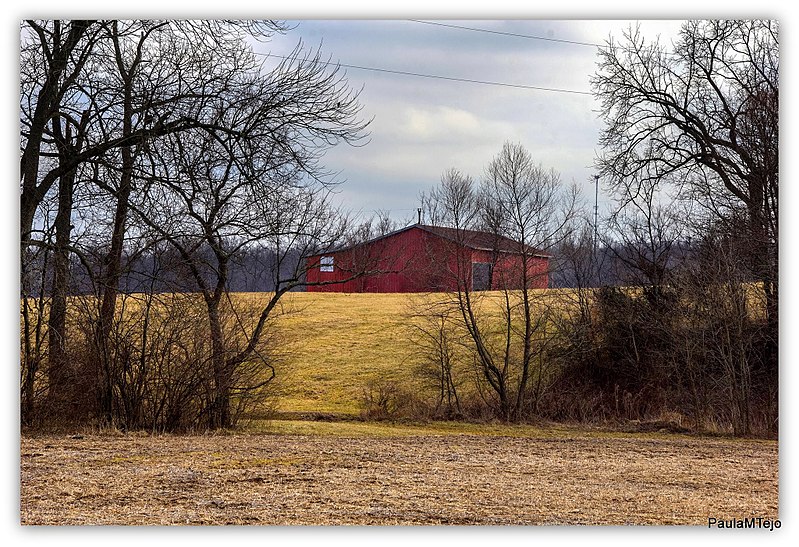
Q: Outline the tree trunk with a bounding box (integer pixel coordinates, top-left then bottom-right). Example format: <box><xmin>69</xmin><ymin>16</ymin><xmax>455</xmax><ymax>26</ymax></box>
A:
<box><xmin>46</xmin><ymin>165</ymin><xmax>76</xmax><ymax>412</ymax></box>
<box><xmin>95</xmin><ymin>42</ymin><xmax>137</xmax><ymax>426</ymax></box>
<box><xmin>45</xmin><ymin>111</ymin><xmax>88</xmax><ymax>419</ymax></box>
<box><xmin>207</xmin><ymin>300</ymin><xmax>231</xmax><ymax>429</ymax></box>
<box><xmin>515</xmin><ymin>261</ymin><xmax>533</xmax><ymax>418</ymax></box>
<box><xmin>95</xmin><ymin>167</ymin><xmax>132</xmax><ymax>425</ymax></box>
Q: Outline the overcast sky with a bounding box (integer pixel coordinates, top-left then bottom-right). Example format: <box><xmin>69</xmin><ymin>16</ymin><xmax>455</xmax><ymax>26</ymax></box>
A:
<box><xmin>255</xmin><ymin>19</ymin><xmax>685</xmax><ymax>225</ymax></box>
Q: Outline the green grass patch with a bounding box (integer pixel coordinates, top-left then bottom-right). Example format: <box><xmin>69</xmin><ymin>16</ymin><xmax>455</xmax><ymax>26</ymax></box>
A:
<box><xmin>242</xmin><ymin>417</ymin><xmax>727</xmax><ymax>442</ymax></box>
<box><xmin>247</xmin><ymin>418</ymin><xmax>555</xmax><ymax>438</ymax></box>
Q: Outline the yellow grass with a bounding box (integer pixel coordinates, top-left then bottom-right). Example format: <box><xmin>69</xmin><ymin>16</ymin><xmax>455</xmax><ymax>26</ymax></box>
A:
<box><xmin>230</xmin><ymin>284</ymin><xmax>770</xmax><ymax>418</ymax></box>
<box><xmin>248</xmin><ymin>292</ymin><xmax>427</xmax><ymax>415</ymax></box>
<box><xmin>236</xmin><ymin>290</ymin><xmax>560</xmax><ymax>416</ymax></box>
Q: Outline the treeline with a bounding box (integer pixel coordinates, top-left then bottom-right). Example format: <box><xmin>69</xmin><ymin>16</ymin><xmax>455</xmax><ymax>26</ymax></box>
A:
<box><xmin>24</xmin><ymin>237</ymin><xmax>692</xmax><ymax>296</ymax></box>
<box><xmin>25</xmin><ymin>245</ymin><xmax>308</xmax><ymax>296</ymax></box>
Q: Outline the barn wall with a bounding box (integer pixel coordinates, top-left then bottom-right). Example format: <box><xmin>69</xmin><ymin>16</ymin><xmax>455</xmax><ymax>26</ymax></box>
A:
<box><xmin>527</xmin><ymin>256</ymin><xmax>550</xmax><ymax>289</ymax></box>
<box><xmin>306</xmin><ymin>227</ymin><xmax>469</xmax><ymax>293</ymax></box>
<box><xmin>306</xmin><ymin>227</ymin><xmax>549</xmax><ymax>293</ymax></box>
<box><xmin>363</xmin><ymin>228</ymin><xmax>429</xmax><ymax>292</ymax></box>
<box><xmin>471</xmin><ymin>250</ymin><xmax>549</xmax><ymax>290</ymax></box>
<box><xmin>305</xmin><ymin>229</ymin><xmax>420</xmax><ymax>292</ymax></box>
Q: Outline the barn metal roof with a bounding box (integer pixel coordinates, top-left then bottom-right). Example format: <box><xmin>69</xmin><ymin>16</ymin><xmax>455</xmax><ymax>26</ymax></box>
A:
<box><xmin>415</xmin><ymin>225</ymin><xmax>552</xmax><ymax>257</ymax></box>
<box><xmin>314</xmin><ymin>224</ymin><xmax>552</xmax><ymax>258</ymax></box>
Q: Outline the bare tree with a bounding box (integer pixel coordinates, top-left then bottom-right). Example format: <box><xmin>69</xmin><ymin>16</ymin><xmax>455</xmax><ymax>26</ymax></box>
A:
<box><xmin>592</xmin><ymin>19</ymin><xmax>778</xmax><ymax>369</ymax></box>
<box><xmin>603</xmin><ymin>184</ymin><xmax>684</xmax><ymax>301</ymax></box>
<box><xmin>20</xmin><ymin>20</ymin><xmax>281</xmax><ymax>245</ymax></box>
<box><xmin>407</xmin><ymin>302</ymin><xmax>463</xmax><ymax>418</ymax></box>
<box><xmin>19</xmin><ymin>20</ymin><xmax>101</xmax><ymax>246</ymax></box>
<box><xmin>20</xmin><ymin>20</ymin><xmax>101</xmax><ymax>422</ymax></box>
<box><xmin>125</xmin><ymin>45</ymin><xmax>368</xmax><ymax>428</ymax></box>
<box><xmin>84</xmin><ymin>21</ymin><xmax>300</xmax><ymax>424</ymax></box>
<box><xmin>480</xmin><ymin>143</ymin><xmax>577</xmax><ymax>417</ymax></box>
<box><xmin>420</xmin><ymin>143</ymin><xmax>577</xmax><ymax>421</ymax></box>
<box><xmin>20</xmin><ymin>20</ymin><xmax>288</xmax><ymax>423</ymax></box>
<box><xmin>419</xmin><ymin>168</ymin><xmax>479</xmax><ymax>230</ymax></box>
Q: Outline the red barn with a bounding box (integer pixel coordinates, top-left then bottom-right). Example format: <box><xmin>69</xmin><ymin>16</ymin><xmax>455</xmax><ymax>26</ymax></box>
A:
<box><xmin>305</xmin><ymin>224</ymin><xmax>550</xmax><ymax>293</ymax></box>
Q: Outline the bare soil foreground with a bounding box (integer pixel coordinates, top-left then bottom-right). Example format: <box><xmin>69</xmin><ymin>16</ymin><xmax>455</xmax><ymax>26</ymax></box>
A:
<box><xmin>21</xmin><ymin>426</ymin><xmax>778</xmax><ymax>525</ymax></box>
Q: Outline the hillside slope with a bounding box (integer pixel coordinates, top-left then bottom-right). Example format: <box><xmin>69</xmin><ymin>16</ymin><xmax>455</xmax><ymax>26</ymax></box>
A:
<box><xmin>265</xmin><ymin>292</ymin><xmax>428</xmax><ymax>416</ymax></box>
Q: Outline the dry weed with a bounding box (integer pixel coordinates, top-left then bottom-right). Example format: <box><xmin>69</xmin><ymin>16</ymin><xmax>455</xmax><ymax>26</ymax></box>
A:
<box><xmin>21</xmin><ymin>430</ymin><xmax>777</xmax><ymax>525</ymax></box>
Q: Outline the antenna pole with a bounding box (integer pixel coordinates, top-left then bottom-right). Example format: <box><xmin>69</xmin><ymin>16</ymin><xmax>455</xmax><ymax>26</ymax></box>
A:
<box><xmin>593</xmin><ymin>174</ymin><xmax>599</xmax><ymax>254</ymax></box>
<box><xmin>417</xmin><ymin>207</ymin><xmax>422</xmax><ymax>225</ymax></box>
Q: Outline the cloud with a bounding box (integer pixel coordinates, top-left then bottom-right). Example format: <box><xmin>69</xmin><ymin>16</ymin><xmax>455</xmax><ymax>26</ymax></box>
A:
<box><xmin>257</xmin><ymin>19</ymin><xmax>686</xmax><ymax>221</ymax></box>
<box><xmin>398</xmin><ymin>106</ymin><xmax>481</xmax><ymax>142</ymax></box>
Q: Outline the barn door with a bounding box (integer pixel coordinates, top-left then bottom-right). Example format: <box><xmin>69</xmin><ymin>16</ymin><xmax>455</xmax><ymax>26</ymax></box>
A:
<box><xmin>472</xmin><ymin>263</ymin><xmax>492</xmax><ymax>291</ymax></box>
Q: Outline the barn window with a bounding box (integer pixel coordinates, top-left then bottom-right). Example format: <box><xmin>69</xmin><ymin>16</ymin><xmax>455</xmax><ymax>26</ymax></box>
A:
<box><xmin>320</xmin><ymin>256</ymin><xmax>334</xmax><ymax>272</ymax></box>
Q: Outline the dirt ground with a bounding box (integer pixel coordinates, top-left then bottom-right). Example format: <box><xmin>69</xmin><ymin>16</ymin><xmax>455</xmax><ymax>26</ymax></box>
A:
<box><xmin>20</xmin><ymin>429</ymin><xmax>778</xmax><ymax>525</ymax></box>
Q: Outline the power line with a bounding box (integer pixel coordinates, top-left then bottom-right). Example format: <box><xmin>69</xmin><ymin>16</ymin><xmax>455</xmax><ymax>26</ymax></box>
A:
<box><xmin>257</xmin><ymin>52</ymin><xmax>593</xmax><ymax>96</ymax></box>
<box><xmin>408</xmin><ymin>19</ymin><xmax>684</xmax><ymax>60</ymax></box>
<box><xmin>408</xmin><ymin>19</ymin><xmax>603</xmax><ymax>48</ymax></box>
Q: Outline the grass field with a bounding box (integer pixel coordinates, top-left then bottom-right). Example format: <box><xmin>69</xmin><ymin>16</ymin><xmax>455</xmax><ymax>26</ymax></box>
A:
<box><xmin>255</xmin><ymin>290</ymin><xmax>556</xmax><ymax>417</ymax></box>
<box><xmin>263</xmin><ymin>291</ymin><xmax>434</xmax><ymax>415</ymax></box>
<box><xmin>21</xmin><ymin>424</ymin><xmax>778</xmax><ymax>525</ymax></box>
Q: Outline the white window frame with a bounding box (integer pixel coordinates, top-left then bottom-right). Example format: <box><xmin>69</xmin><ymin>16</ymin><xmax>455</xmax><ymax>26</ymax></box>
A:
<box><xmin>320</xmin><ymin>256</ymin><xmax>334</xmax><ymax>272</ymax></box>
